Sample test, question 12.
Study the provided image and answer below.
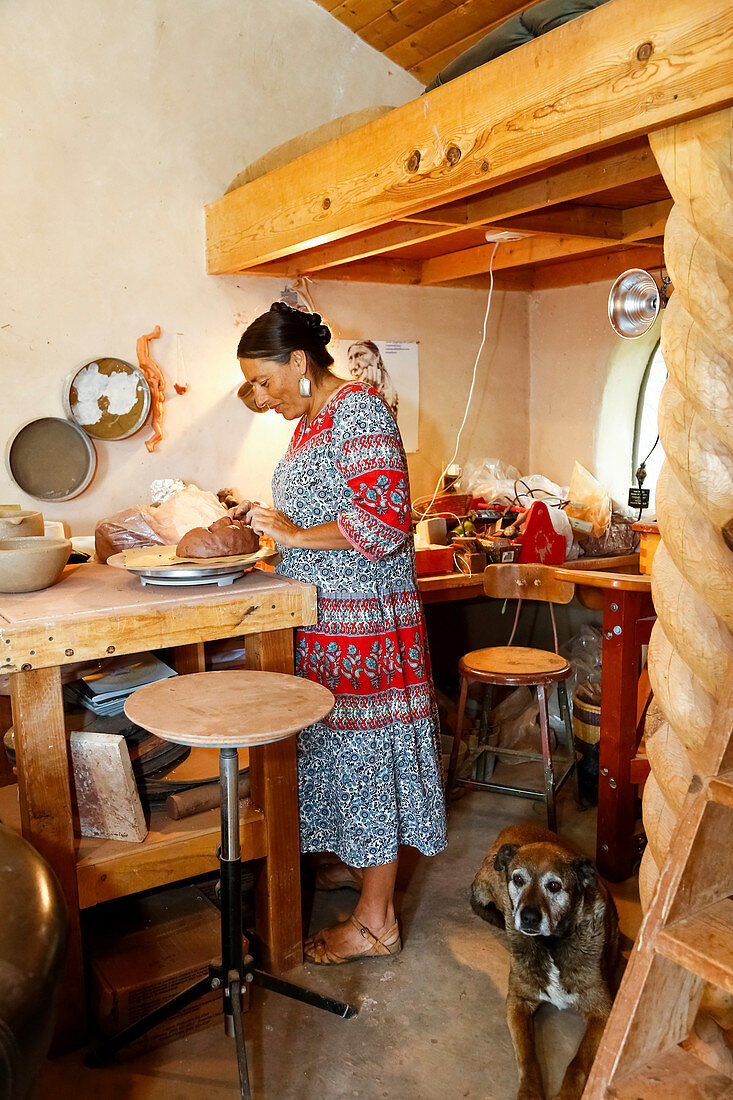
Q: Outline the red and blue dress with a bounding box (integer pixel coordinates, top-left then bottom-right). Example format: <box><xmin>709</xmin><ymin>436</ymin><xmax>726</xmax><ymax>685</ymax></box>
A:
<box><xmin>272</xmin><ymin>382</ymin><xmax>447</xmax><ymax>866</ymax></box>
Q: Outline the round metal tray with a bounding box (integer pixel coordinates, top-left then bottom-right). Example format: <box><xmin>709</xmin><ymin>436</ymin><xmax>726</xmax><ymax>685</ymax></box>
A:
<box><xmin>63</xmin><ymin>357</ymin><xmax>151</xmax><ymax>440</ymax></box>
<box><xmin>7</xmin><ymin>417</ymin><xmax>97</xmax><ymax>501</ymax></box>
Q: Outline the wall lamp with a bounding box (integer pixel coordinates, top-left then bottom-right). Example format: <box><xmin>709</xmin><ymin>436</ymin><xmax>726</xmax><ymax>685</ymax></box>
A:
<box><xmin>608</xmin><ymin>268</ymin><xmax>672</xmax><ymax>339</ymax></box>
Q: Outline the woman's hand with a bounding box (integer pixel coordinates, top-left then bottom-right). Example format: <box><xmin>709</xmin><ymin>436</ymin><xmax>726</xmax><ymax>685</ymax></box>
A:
<box><xmin>227</xmin><ymin>499</ymin><xmax>253</xmax><ymax>522</ymax></box>
<box><xmin>247</xmin><ymin>505</ymin><xmax>304</xmax><ymax>548</ymax></box>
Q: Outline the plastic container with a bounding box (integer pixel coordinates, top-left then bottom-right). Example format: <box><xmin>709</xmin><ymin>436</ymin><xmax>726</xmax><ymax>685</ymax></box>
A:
<box><xmin>633</xmin><ymin>521</ymin><xmax>660</xmax><ymax>574</ymax></box>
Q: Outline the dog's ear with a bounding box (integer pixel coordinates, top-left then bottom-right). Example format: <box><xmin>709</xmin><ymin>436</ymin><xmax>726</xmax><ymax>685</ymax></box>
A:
<box><xmin>572</xmin><ymin>857</ymin><xmax>597</xmax><ymax>890</ymax></box>
<box><xmin>494</xmin><ymin>843</ymin><xmax>520</xmax><ymax>873</ymax></box>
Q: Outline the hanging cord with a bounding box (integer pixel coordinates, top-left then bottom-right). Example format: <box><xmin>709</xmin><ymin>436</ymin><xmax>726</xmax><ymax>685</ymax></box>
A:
<box><xmin>416</xmin><ymin>242</ymin><xmax>499</xmax><ymax>521</ymax></box>
<box><xmin>506</xmin><ymin>597</ymin><xmax>559</xmax><ymax>653</ymax></box>
<box><xmin>507</xmin><ymin>598</ymin><xmax>523</xmax><ymax>646</ymax></box>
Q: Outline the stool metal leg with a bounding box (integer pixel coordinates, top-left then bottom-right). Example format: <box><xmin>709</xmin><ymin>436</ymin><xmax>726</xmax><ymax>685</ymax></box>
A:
<box><xmin>537</xmin><ymin>684</ymin><xmax>557</xmax><ymax>832</ymax></box>
<box><xmin>557</xmin><ymin>679</ymin><xmax>581</xmax><ymax>805</ymax></box>
<box><xmin>219</xmin><ymin>747</ymin><xmax>251</xmax><ymax>1099</ymax></box>
<box><xmin>86</xmin><ymin>746</ymin><xmax>356</xmax><ymax>1087</ymax></box>
<box><xmin>446</xmin><ymin>675</ymin><xmax>469</xmax><ymax>794</ymax></box>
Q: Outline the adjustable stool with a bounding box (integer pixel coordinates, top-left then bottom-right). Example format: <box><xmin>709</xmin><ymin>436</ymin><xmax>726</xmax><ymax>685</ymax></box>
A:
<box><xmin>87</xmin><ymin>670</ymin><xmax>356</xmax><ymax>1097</ymax></box>
<box><xmin>446</xmin><ymin>565</ymin><xmax>579</xmax><ymax>831</ymax></box>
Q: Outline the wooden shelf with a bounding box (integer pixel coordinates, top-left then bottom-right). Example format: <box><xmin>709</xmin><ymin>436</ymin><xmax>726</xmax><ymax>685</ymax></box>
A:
<box><xmin>0</xmin><ymin>784</ymin><xmax>266</xmax><ymax>909</ymax></box>
<box><xmin>709</xmin><ymin>773</ymin><xmax>733</xmax><ymax>809</ymax></box>
<box><xmin>656</xmin><ymin>898</ymin><xmax>733</xmax><ymax>994</ymax></box>
<box><xmin>607</xmin><ymin>1045</ymin><xmax>732</xmax><ymax>1099</ymax></box>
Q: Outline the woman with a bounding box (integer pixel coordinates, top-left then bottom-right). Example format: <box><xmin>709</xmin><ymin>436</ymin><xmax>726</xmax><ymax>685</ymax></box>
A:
<box><xmin>235</xmin><ymin>303</ymin><xmax>446</xmax><ymax>964</ymax></box>
<box><xmin>347</xmin><ymin>340</ymin><xmax>399</xmax><ymax>419</ymax></box>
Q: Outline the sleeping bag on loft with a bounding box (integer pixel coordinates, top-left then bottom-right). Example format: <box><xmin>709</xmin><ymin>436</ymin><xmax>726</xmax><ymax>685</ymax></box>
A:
<box><xmin>424</xmin><ymin>0</ymin><xmax>612</xmax><ymax>91</ymax></box>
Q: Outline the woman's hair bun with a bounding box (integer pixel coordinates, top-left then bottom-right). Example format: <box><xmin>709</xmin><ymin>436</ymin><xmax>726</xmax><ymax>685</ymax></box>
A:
<box><xmin>306</xmin><ymin>313</ymin><xmax>331</xmax><ymax>345</ymax></box>
<box><xmin>268</xmin><ymin>301</ymin><xmax>330</xmax><ymax>345</ymax></box>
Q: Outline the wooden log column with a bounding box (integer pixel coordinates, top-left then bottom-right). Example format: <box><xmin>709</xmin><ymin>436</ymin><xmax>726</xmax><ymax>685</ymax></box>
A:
<box><xmin>641</xmin><ymin>108</ymin><xmax>733</xmax><ymax>911</ymax></box>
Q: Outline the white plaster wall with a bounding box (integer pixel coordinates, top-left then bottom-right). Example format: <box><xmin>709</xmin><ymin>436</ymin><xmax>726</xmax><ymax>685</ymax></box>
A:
<box><xmin>527</xmin><ymin>281</ymin><xmax>659</xmax><ymax>506</ymax></box>
<box><xmin>0</xmin><ymin>0</ymin><xmax>531</xmax><ymax>533</ymax></box>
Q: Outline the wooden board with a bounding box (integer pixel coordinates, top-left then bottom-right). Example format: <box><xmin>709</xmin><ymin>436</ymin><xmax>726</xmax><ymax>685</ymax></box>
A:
<box><xmin>0</xmin><ymin>784</ymin><xmax>267</xmax><ymax>909</ymax></box>
<box><xmin>107</xmin><ymin>544</ymin><xmax>273</xmax><ymax>569</ymax></box>
<box><xmin>69</xmin><ymin>731</ymin><xmax>147</xmax><ymax>843</ymax></box>
<box><xmin>0</xmin><ymin>564</ymin><xmax>317</xmax><ymax>673</ymax></box>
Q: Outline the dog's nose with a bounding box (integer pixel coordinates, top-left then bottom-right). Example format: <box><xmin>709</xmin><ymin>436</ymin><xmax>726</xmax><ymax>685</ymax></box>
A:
<box><xmin>519</xmin><ymin>907</ymin><xmax>541</xmax><ymax>932</ymax></box>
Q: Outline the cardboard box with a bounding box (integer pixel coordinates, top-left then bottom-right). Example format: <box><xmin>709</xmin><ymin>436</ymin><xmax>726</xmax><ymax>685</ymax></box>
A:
<box><xmin>87</xmin><ymin>884</ymin><xmax>244</xmax><ymax>1056</ymax></box>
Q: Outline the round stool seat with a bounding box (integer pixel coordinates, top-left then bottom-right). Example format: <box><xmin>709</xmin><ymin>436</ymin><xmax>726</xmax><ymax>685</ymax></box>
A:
<box><xmin>124</xmin><ymin>670</ymin><xmax>334</xmax><ymax>748</ymax></box>
<box><xmin>459</xmin><ymin>646</ymin><xmax>570</xmax><ymax>686</ymax></box>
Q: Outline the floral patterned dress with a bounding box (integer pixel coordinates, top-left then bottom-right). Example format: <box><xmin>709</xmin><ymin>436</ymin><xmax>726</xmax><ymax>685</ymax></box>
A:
<box><xmin>272</xmin><ymin>382</ymin><xmax>447</xmax><ymax>867</ymax></box>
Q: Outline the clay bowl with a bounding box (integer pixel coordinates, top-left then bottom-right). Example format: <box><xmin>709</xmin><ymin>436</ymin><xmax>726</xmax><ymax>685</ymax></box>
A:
<box><xmin>0</xmin><ymin>510</ymin><xmax>44</xmax><ymax>539</ymax></box>
<box><xmin>0</xmin><ymin>536</ymin><xmax>72</xmax><ymax>594</ymax></box>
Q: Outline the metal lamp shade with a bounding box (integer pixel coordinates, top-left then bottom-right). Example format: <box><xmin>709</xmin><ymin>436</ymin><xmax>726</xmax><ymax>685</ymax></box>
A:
<box><xmin>608</xmin><ymin>268</ymin><xmax>661</xmax><ymax>338</ymax></box>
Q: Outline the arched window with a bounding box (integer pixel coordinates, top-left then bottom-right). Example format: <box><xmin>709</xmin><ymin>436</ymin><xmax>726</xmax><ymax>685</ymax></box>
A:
<box><xmin>632</xmin><ymin>340</ymin><xmax>667</xmax><ymax>512</ymax></box>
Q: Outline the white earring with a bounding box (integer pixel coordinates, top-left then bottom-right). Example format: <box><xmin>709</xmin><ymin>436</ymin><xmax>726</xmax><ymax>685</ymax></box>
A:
<box><xmin>298</xmin><ymin>375</ymin><xmax>311</xmax><ymax>397</ymax></box>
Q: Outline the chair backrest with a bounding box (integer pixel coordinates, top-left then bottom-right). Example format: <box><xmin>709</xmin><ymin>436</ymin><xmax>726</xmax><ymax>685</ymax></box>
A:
<box><xmin>483</xmin><ymin>563</ymin><xmax>574</xmax><ymax>604</ymax></box>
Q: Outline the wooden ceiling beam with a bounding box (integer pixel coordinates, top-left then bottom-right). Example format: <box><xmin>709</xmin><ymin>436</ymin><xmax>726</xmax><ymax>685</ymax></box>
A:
<box><xmin>327</xmin><ymin>0</ymin><xmax>394</xmax><ymax>33</ymax></box>
<box><xmin>244</xmin><ymin>258</ymin><xmax>424</xmax><ymax>285</ymax></box>
<box><xmin>206</xmin><ymin>0</ymin><xmax>733</xmax><ymax>274</ymax></box>
<box><xmin>386</xmin><ymin>0</ymin><xmax>533</xmax><ymax>72</ymax></box>
<box><xmin>421</xmin><ymin>234</ymin><xmax>660</xmax><ymax>284</ymax></box>
<box><xmin>488</xmin><ymin>204</ymin><xmax>625</xmax><ymax>240</ymax></box>
<box><xmin>405</xmin><ymin>142</ymin><xmax>660</xmax><ymax>228</ymax></box>
<box><xmin>530</xmin><ymin>245</ymin><xmax>667</xmax><ymax>290</ymax></box>
<box><xmin>242</xmin><ymin>221</ymin><xmax>465</xmax><ymax>277</ymax></box>
<box><xmin>621</xmin><ymin>199</ymin><xmax>674</xmax><ymax>242</ymax></box>
<box><xmin>359</xmin><ymin>1</ymin><xmax>458</xmax><ymax>53</ymax></box>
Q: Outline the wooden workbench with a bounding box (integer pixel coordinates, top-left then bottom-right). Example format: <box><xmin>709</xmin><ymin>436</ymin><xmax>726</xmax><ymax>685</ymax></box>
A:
<box><xmin>419</xmin><ymin>555</ymin><xmax>654</xmax><ymax>880</ymax></box>
<box><xmin>0</xmin><ymin>562</ymin><xmax>317</xmax><ymax>1047</ymax></box>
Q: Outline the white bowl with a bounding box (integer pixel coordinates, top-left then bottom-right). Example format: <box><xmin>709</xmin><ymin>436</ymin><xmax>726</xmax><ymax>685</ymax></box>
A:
<box><xmin>0</xmin><ymin>537</ymin><xmax>72</xmax><ymax>594</ymax></box>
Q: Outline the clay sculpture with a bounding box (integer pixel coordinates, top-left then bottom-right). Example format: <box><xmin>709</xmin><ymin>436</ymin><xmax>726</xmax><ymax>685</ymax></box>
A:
<box><xmin>176</xmin><ymin>516</ymin><xmax>259</xmax><ymax>559</ymax></box>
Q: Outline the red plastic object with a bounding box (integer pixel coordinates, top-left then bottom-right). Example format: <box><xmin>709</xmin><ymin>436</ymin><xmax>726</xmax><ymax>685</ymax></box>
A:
<box><xmin>515</xmin><ymin>500</ymin><xmax>566</xmax><ymax>565</ymax></box>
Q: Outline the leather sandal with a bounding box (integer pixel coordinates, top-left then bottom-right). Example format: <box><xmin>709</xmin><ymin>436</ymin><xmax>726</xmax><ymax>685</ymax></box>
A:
<box><xmin>304</xmin><ymin>914</ymin><xmax>402</xmax><ymax>965</ymax></box>
<box><xmin>314</xmin><ymin>863</ymin><xmax>363</xmax><ymax>892</ymax></box>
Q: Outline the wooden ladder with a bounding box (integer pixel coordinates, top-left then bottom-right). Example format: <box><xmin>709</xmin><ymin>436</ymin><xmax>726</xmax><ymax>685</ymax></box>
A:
<box><xmin>584</xmin><ymin>683</ymin><xmax>733</xmax><ymax>1098</ymax></box>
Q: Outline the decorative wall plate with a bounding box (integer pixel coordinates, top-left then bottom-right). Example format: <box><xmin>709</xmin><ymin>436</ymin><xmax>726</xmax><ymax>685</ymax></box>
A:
<box><xmin>64</xmin><ymin>357</ymin><xmax>151</xmax><ymax>439</ymax></box>
<box><xmin>7</xmin><ymin>417</ymin><xmax>97</xmax><ymax>501</ymax></box>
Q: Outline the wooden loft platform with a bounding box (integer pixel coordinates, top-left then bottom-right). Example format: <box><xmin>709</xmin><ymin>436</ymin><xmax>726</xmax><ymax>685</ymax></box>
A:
<box><xmin>205</xmin><ymin>0</ymin><xmax>733</xmax><ymax>290</ymax></box>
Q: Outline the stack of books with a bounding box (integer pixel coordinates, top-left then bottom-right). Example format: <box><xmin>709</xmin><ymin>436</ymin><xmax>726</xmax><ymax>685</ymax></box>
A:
<box><xmin>64</xmin><ymin>652</ymin><xmax>177</xmax><ymax>716</ymax></box>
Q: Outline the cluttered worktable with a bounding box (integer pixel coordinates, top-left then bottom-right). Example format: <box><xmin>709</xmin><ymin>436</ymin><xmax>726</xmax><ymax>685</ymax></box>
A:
<box><xmin>418</xmin><ymin>554</ymin><xmax>654</xmax><ymax>881</ymax></box>
<box><xmin>0</xmin><ymin>561</ymin><xmax>317</xmax><ymax>1046</ymax></box>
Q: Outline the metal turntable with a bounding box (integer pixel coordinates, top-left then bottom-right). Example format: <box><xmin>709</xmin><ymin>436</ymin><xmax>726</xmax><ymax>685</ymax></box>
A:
<box><xmin>106</xmin><ymin>545</ymin><xmax>273</xmax><ymax>587</ymax></box>
<box><xmin>125</xmin><ymin>561</ymin><xmax>247</xmax><ymax>587</ymax></box>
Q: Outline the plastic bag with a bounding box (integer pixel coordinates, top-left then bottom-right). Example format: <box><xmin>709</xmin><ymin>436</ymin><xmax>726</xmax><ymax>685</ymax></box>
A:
<box><xmin>488</xmin><ymin>685</ymin><xmax>556</xmax><ymax>764</ymax></box>
<box><xmin>548</xmin><ymin>624</ymin><xmax>603</xmax><ymax>729</ymax></box>
<box><xmin>459</xmin><ymin>459</ymin><xmax>522</xmax><ymax>506</ymax></box>
<box><xmin>565</xmin><ymin>462</ymin><xmax>612</xmax><ymax>538</ymax></box>
<box><xmin>580</xmin><ymin>512</ymin><xmax>637</xmax><ymax>558</ymax></box>
<box><xmin>95</xmin><ymin>484</ymin><xmax>226</xmax><ymax>562</ymax></box>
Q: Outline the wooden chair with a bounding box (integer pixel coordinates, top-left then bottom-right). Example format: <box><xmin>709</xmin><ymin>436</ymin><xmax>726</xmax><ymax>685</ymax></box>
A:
<box><xmin>445</xmin><ymin>564</ymin><xmax>578</xmax><ymax>831</ymax></box>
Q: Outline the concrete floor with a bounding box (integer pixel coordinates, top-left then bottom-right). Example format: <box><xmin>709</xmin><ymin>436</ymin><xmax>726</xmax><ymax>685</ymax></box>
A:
<box><xmin>40</xmin><ymin>789</ymin><xmax>641</xmax><ymax>1100</ymax></box>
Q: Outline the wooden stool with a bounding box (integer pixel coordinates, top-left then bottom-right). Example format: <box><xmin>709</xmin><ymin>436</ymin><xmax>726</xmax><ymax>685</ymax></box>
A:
<box><xmin>446</xmin><ymin>565</ymin><xmax>579</xmax><ymax>831</ymax></box>
<box><xmin>87</xmin><ymin>671</ymin><xmax>356</xmax><ymax>1097</ymax></box>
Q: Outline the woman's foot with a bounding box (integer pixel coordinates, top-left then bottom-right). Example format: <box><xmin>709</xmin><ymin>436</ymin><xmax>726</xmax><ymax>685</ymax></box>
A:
<box><xmin>304</xmin><ymin>912</ymin><xmax>401</xmax><ymax>965</ymax></box>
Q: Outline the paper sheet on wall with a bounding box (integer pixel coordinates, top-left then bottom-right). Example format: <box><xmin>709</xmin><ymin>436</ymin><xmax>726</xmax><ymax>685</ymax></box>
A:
<box><xmin>332</xmin><ymin>339</ymin><xmax>419</xmax><ymax>453</ymax></box>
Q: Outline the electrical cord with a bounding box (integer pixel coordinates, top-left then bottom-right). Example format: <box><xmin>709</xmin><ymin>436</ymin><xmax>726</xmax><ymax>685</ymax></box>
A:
<box><xmin>414</xmin><ymin>242</ymin><xmax>500</xmax><ymax>521</ymax></box>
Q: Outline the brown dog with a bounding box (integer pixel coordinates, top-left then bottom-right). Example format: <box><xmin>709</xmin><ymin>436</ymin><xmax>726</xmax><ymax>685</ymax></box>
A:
<box><xmin>471</xmin><ymin>824</ymin><xmax>622</xmax><ymax>1100</ymax></box>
